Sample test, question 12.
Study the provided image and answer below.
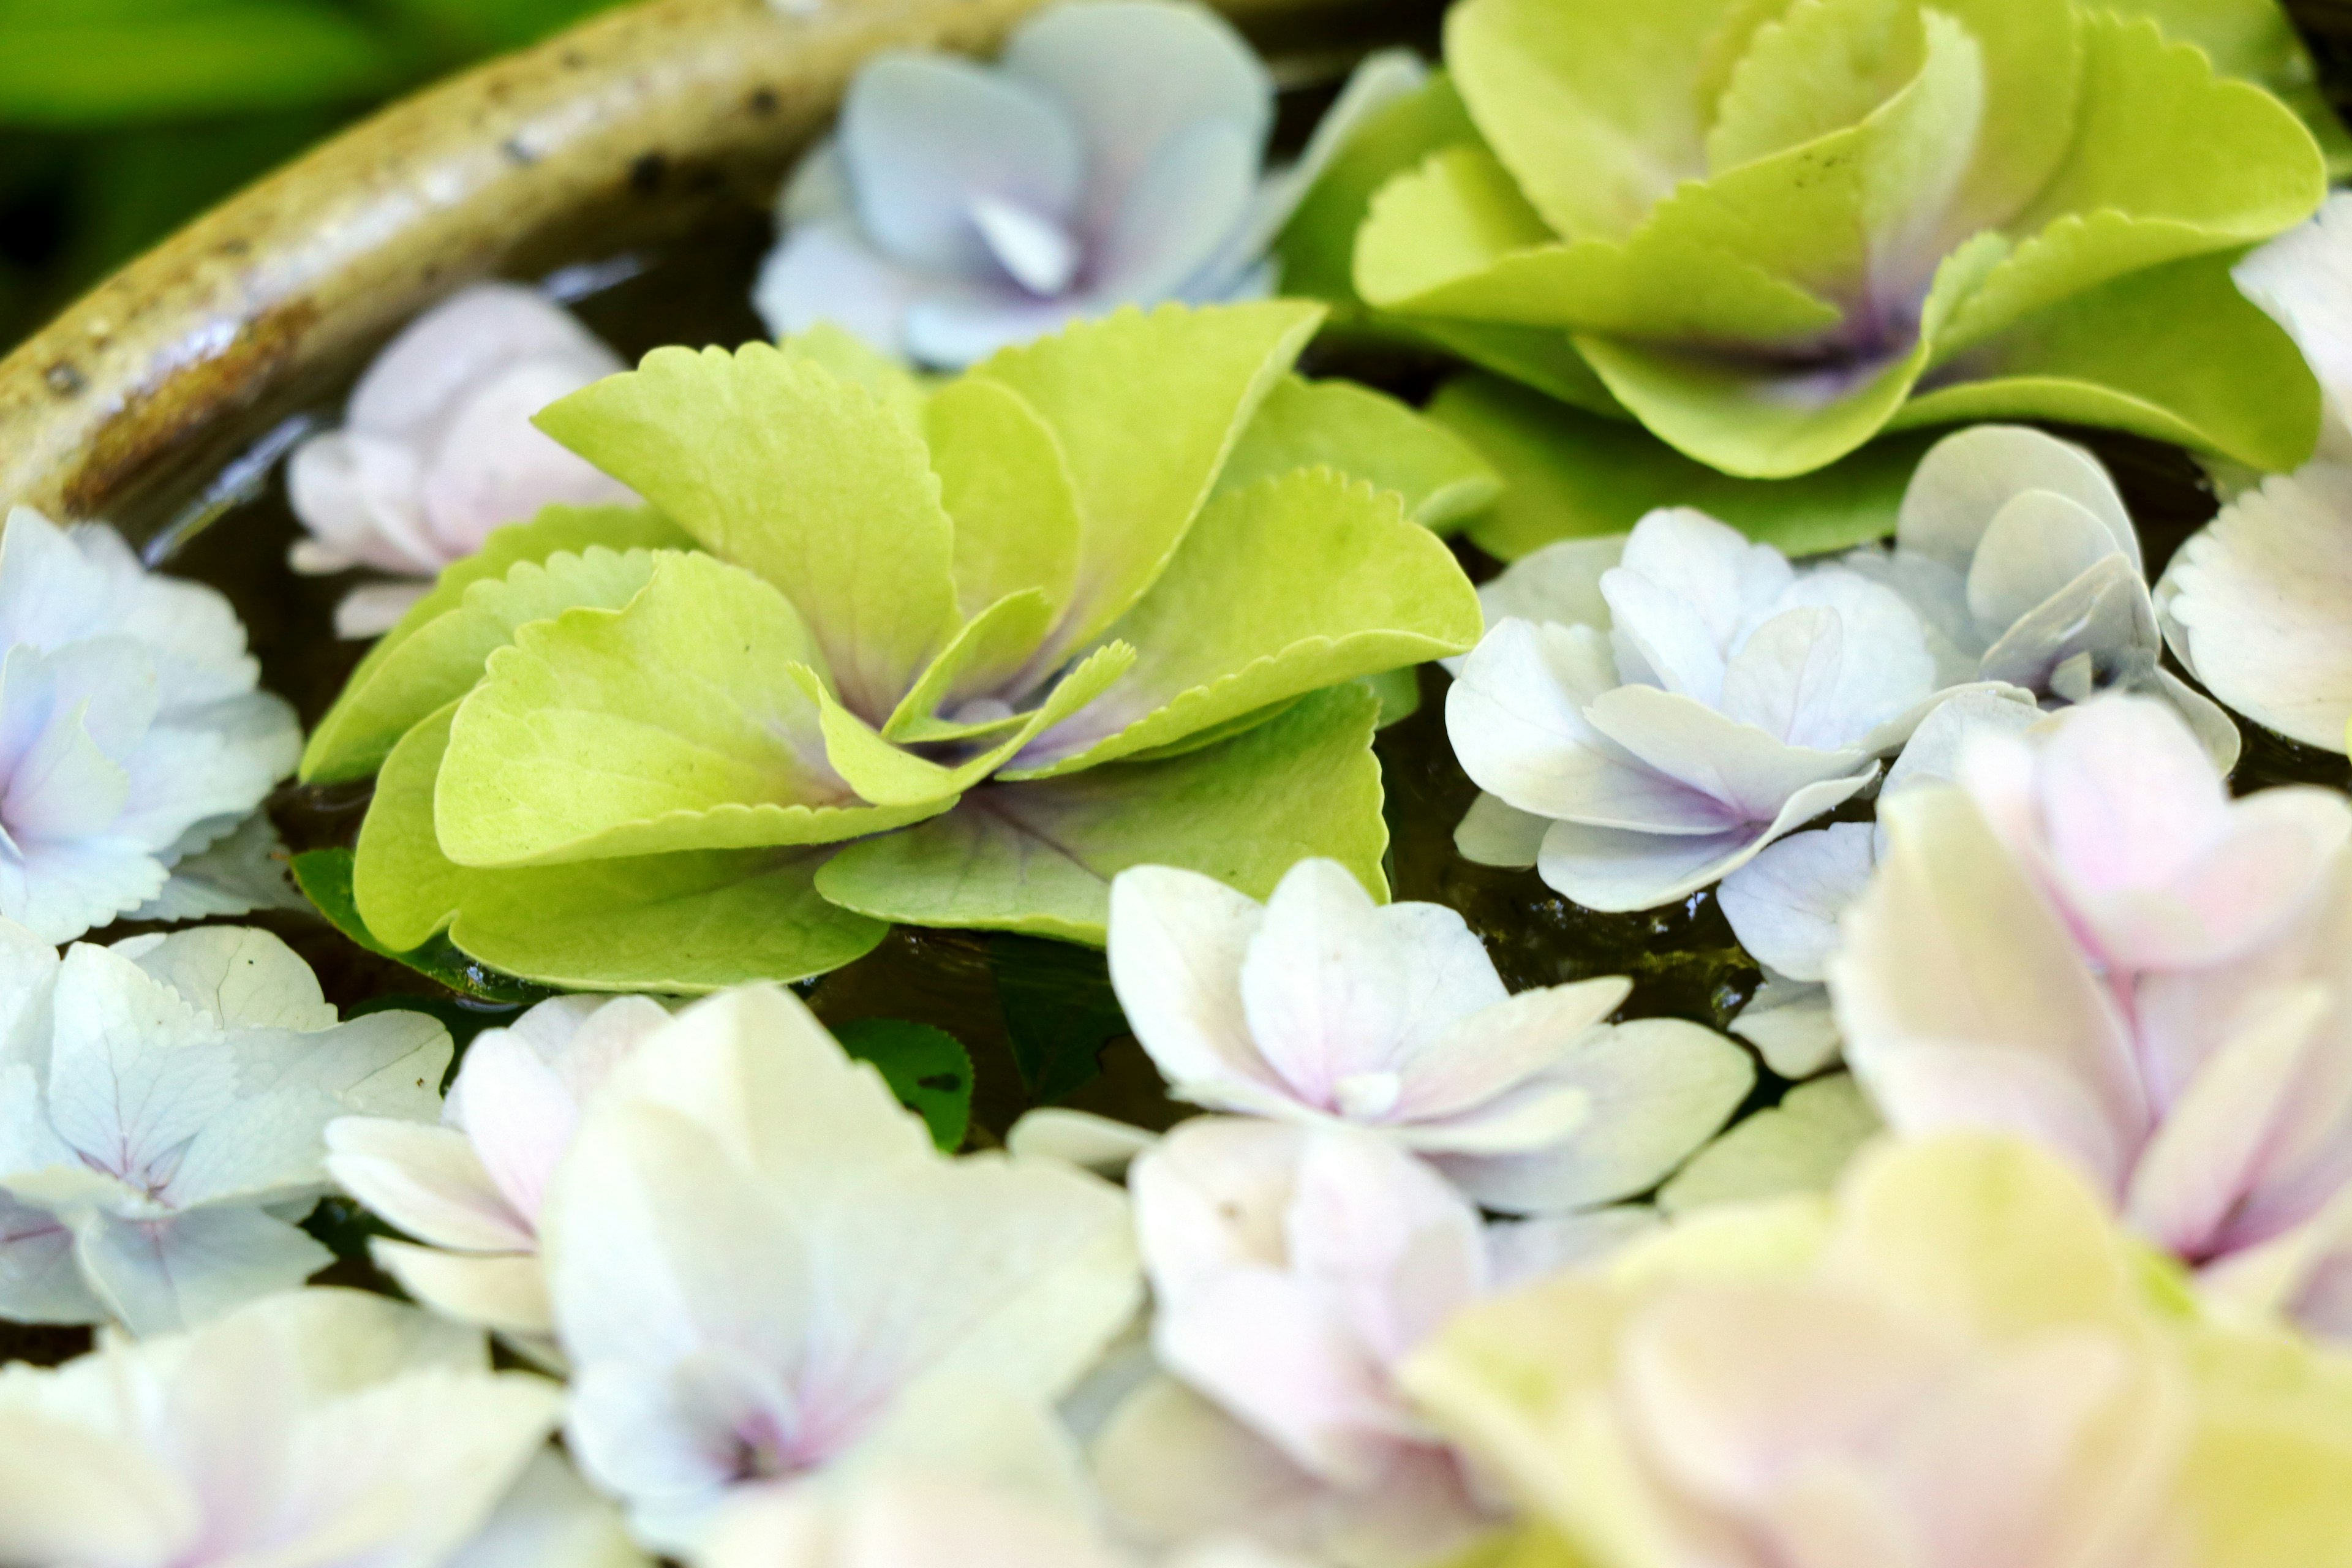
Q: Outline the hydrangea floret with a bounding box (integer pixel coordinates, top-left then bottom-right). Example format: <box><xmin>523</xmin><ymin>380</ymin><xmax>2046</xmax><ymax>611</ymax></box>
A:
<box><xmin>539</xmin><ymin>985</ymin><xmax>1139</xmax><ymax>1553</ymax></box>
<box><xmin>0</xmin><ymin>1287</ymin><xmax>634</xmax><ymax>1568</ymax></box>
<box><xmin>0</xmin><ymin>507</ymin><xmax>300</xmax><ymax>942</ymax></box>
<box><xmin>2158</xmin><ymin>191</ymin><xmax>2352</xmax><ymax>755</ymax></box>
<box><xmin>755</xmin><ymin>0</ymin><xmax>1422</xmax><ymax>368</ymax></box>
<box><xmin>1095</xmin><ymin>1119</ymin><xmax>1495</xmax><ymax>1567</ymax></box>
<box><xmin>324</xmin><ymin>992</ymin><xmax>670</xmax><ymax>1359</ymax></box>
<box><xmin>302</xmin><ymin>301</ymin><xmax>1485</xmax><ymax>992</ymax></box>
<box><xmin>288</xmin><ymin>283</ymin><xmax>635</xmax><ymax>638</ymax></box>
<box><xmin>1106</xmin><ymin>857</ymin><xmax>1752</xmax><ymax>1212</ymax></box>
<box><xmin>1831</xmin><ymin>696</ymin><xmax>2352</xmax><ymax>1331</ymax></box>
<box><xmin>1446</xmin><ymin>505</ymin><xmax>1988</xmax><ymax>913</ymax></box>
<box><xmin>1406</xmin><ymin>1134</ymin><xmax>2352</xmax><ymax>1567</ymax></box>
<box><xmin>0</xmin><ymin>921</ymin><xmax>450</xmax><ymax>1335</ymax></box>
<box><xmin>1350</xmin><ymin>0</ymin><xmax>2329</xmax><ymax>480</ymax></box>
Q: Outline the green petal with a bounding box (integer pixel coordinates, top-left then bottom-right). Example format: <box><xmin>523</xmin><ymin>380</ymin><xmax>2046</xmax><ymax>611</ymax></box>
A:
<box><xmin>1355</xmin><ymin>146</ymin><xmax>1840</xmax><ymax>342</ymax></box>
<box><xmin>883</xmin><ymin>589</ymin><xmax>1056</xmax><ymax>742</ymax></box>
<box><xmin>1444</xmin><ymin>0</ymin><xmax>1744</xmax><ymax>239</ymax></box>
<box><xmin>967</xmin><ymin>301</ymin><xmax>1323</xmax><ymax>677</ymax></box>
<box><xmin>925</xmin><ymin>375</ymin><xmax>1082</xmax><ymax>631</ymax></box>
<box><xmin>816</xmin><ymin>685</ymin><xmax>1389</xmax><ymax>943</ymax></box>
<box><xmin>1656</xmin><ymin>1074</ymin><xmax>1883</xmax><ymax>1215</ymax></box>
<box><xmin>1939</xmin><ymin>11</ymin><xmax>2323</xmax><ymax>353</ymax></box>
<box><xmin>435</xmin><ymin>553</ymin><xmax>940</xmax><ymax>867</ymax></box>
<box><xmin>1412</xmin><ymin>320</ymin><xmax>1626</xmax><ymax>415</ymax></box>
<box><xmin>534</xmin><ymin>342</ymin><xmax>961</xmax><ymax>723</ymax></box>
<box><xmin>301</xmin><ymin>504</ymin><xmax>691</xmax><ymax>783</ymax></box>
<box><xmin>1893</xmin><ymin>250</ymin><xmax>2322</xmax><ymax>473</ymax></box>
<box><xmin>1920</xmin><ymin>0</ymin><xmax>2084</xmax><ymax>231</ymax></box>
<box><xmin>780</xmin><ymin>321</ymin><xmax>929</xmax><ymax>430</ymax></box>
<box><xmin>301</xmin><ymin>542</ymin><xmax>668</xmax><ymax>787</ymax></box>
<box><xmin>1705</xmin><ymin>0</ymin><xmax>1926</xmax><ymax>172</ymax></box>
<box><xmin>1431</xmin><ymin>374</ymin><xmax>1926</xmax><ymax>558</ymax></box>
<box><xmin>1216</xmin><ymin>374</ymin><xmax>1502</xmax><ymax>532</ymax></box>
<box><xmin>1003</xmin><ymin>470</ymin><xmax>1480</xmax><ymax>777</ymax></box>
<box><xmin>355</xmin><ymin>704</ymin><xmax>881</xmax><ymax>991</ymax></box>
<box><xmin>2109</xmin><ymin>0</ymin><xmax>2352</xmax><ymax>174</ymax></box>
<box><xmin>1276</xmin><ymin>72</ymin><xmax>1479</xmax><ymax>312</ymax></box>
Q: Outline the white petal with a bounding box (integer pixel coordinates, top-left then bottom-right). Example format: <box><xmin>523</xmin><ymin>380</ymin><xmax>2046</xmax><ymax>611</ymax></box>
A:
<box><xmin>124</xmin><ymin>921</ymin><xmax>335</xmax><ymax>1030</ymax></box>
<box><xmin>1605</xmin><ymin>508</ymin><xmax>1794</xmax><ymax>700</ymax></box>
<box><xmin>1536</xmin><ymin>769</ymin><xmax>1874</xmax><ymax>913</ymax></box>
<box><xmin>1730</xmin><ymin>977</ymin><xmax>1845</xmax><ymax>1080</ymax></box>
<box><xmin>754</xmin><ymin>221</ymin><xmax>928</xmax><ymax>358</ymax></box>
<box><xmin>1106</xmin><ymin>864</ymin><xmax>1283</xmax><ymax>1100</ymax></box>
<box><xmin>372</xmin><ymin>1238</ymin><xmax>554</xmax><ymax>1339</ymax></box>
<box><xmin>333</xmin><ymin>579</ymin><xmax>434</xmax><ymax>639</ymax></box>
<box><xmin>1964</xmin><ymin>490</ymin><xmax>2130</xmax><ymax>634</ymax></box>
<box><xmin>839</xmin><ymin>53</ymin><xmax>1084</xmax><ymax>274</ymax></box>
<box><xmin>2235</xmin><ymin>192</ymin><xmax>2352</xmax><ymax>448</ymax></box>
<box><xmin>1476</xmin><ymin>534</ymin><xmax>1624</xmax><ymax>637</ymax></box>
<box><xmin>348</xmin><ymin>284</ymin><xmax>614</xmax><ymax>439</ymax></box>
<box><xmin>421</xmin><ymin>354</ymin><xmax>635</xmax><ymax>555</ymax></box>
<box><xmin>286</xmin><ymin>429</ymin><xmax>447</xmax><ymax>576</ymax></box>
<box><xmin>2161</xmin><ymin>462</ymin><xmax>2352</xmax><ymax>752</ymax></box>
<box><xmin>1657</xmin><ymin>1074</ymin><xmax>1882</xmax><ymax>1215</ymax></box>
<box><xmin>1434</xmin><ymin>1018</ymin><xmax>1753</xmax><ymax>1213</ymax></box>
<box><xmin>74</xmin><ymin>1204</ymin><xmax>333</xmax><ymax>1334</ymax></box>
<box><xmin>1005</xmin><ymin>1107</ymin><xmax>1161</xmax><ymax>1175</ymax></box>
<box><xmin>1896</xmin><ymin>424</ymin><xmax>2135</xmax><ymax>575</ymax></box>
<box><xmin>1396</xmin><ymin>977</ymin><xmax>1629</xmax><ymax>1123</ymax></box>
<box><xmin>1975</xmin><ymin>555</ymin><xmax>2157</xmax><ymax>698</ymax></box>
<box><xmin>0</xmin><ymin>1408</ymin><xmax>197</xmax><ymax>1566</ymax></box>
<box><xmin>1239</xmin><ymin>858</ymin><xmax>1415</xmax><ymax>1104</ymax></box>
<box><xmin>1718</xmin><ymin>822</ymin><xmax>1878</xmax><ymax>983</ymax></box>
<box><xmin>326</xmin><ymin>1118</ymin><xmax>535</xmax><ymax>1252</ymax></box>
<box><xmin>447</xmin><ymin>1029</ymin><xmax>586</xmax><ymax>1226</ymax></box>
<box><xmin>1587</xmin><ymin>684</ymin><xmax>1872</xmax><ymax>822</ymax></box>
<box><xmin>0</xmin><ymin>1188</ymin><xmax>103</xmax><ymax>1323</ymax></box>
<box><xmin>1094</xmin><ymin>120</ymin><xmax>1258</xmax><ymax>304</ymax></box>
<box><xmin>444</xmin><ymin>1447</ymin><xmax>649</xmax><ymax>1568</ymax></box>
<box><xmin>131</xmin><ymin>809</ymin><xmax>305</xmax><ymax>924</ymax></box>
<box><xmin>1483</xmin><ymin>1205</ymin><xmax>1659</xmax><ymax>1287</ymax></box>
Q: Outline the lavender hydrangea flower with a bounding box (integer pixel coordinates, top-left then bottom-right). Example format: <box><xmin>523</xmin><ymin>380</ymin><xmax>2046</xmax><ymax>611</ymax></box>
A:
<box><xmin>0</xmin><ymin>507</ymin><xmax>300</xmax><ymax>942</ymax></box>
<box><xmin>755</xmin><ymin>0</ymin><xmax>1420</xmax><ymax>367</ymax></box>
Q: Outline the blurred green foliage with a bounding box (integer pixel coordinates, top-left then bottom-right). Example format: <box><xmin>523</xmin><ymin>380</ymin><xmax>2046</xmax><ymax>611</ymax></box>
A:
<box><xmin>0</xmin><ymin>0</ymin><xmax>626</xmax><ymax>350</ymax></box>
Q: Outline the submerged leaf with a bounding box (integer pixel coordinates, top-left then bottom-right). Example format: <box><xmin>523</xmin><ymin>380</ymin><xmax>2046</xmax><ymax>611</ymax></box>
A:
<box><xmin>831</xmin><ymin>1017</ymin><xmax>974</xmax><ymax>1150</ymax></box>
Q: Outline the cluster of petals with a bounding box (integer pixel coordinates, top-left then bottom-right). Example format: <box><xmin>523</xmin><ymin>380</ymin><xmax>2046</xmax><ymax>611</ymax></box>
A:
<box><xmin>0</xmin><ymin>920</ymin><xmax>449</xmax><ymax>1333</ymax></box>
<box><xmin>534</xmin><ymin>985</ymin><xmax>1139</xmax><ymax>1554</ymax></box>
<box><xmin>1105</xmin><ymin>857</ymin><xmax>1752</xmax><ymax>1214</ymax></box>
<box><xmin>1446</xmin><ymin>507</ymin><xmax>1951</xmax><ymax>913</ymax></box>
<box><xmin>0</xmin><ymin>507</ymin><xmax>300</xmax><ymax>941</ymax></box>
<box><xmin>755</xmin><ymin>0</ymin><xmax>1417</xmax><ymax>367</ymax></box>
<box><xmin>326</xmin><ymin>992</ymin><xmax>671</xmax><ymax>1359</ymax></box>
<box><xmin>0</xmin><ymin>1286</ymin><xmax>639</xmax><ymax>1568</ymax></box>
<box><xmin>1831</xmin><ymin>695</ymin><xmax>2352</xmax><ymax>1326</ymax></box>
<box><xmin>288</xmin><ymin>283</ymin><xmax>635</xmax><ymax>637</ymax></box>
<box><xmin>2158</xmin><ymin>191</ymin><xmax>2352</xmax><ymax>755</ymax></box>
<box><xmin>1407</xmin><ymin>1133</ymin><xmax>2342</xmax><ymax>1568</ymax></box>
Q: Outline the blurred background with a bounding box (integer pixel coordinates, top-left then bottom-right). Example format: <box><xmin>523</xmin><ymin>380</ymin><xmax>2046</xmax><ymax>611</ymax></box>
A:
<box><xmin>0</xmin><ymin>0</ymin><xmax>625</xmax><ymax>350</ymax></box>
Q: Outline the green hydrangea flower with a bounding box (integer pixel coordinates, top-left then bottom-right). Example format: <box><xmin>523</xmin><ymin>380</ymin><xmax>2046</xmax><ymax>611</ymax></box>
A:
<box><xmin>300</xmin><ymin>302</ymin><xmax>1488</xmax><ymax>992</ymax></box>
<box><xmin>1348</xmin><ymin>0</ymin><xmax>2332</xmax><ymax>483</ymax></box>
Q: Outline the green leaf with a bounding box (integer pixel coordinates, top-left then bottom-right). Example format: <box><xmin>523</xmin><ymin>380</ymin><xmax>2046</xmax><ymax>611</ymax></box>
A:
<box><xmin>303</xmin><ymin>505</ymin><xmax>692</xmax><ymax>783</ymax></box>
<box><xmin>831</xmin><ymin>1018</ymin><xmax>973</xmax><ymax>1150</ymax></box>
<box><xmin>966</xmin><ymin>301</ymin><xmax>1324</xmax><ymax>676</ymax></box>
<box><xmin>1937</xmin><ymin>12</ymin><xmax>2324</xmax><ymax>353</ymax></box>
<box><xmin>988</xmin><ymin>934</ymin><xmax>1128</xmax><ymax>1104</ymax></box>
<box><xmin>1431</xmin><ymin>373</ymin><xmax>1926</xmax><ymax>558</ymax></box>
<box><xmin>354</xmin><ymin>704</ymin><xmax>884</xmax><ymax>991</ymax></box>
<box><xmin>535</xmin><ymin>343</ymin><xmax>962</xmax><ymax>722</ymax></box>
<box><xmin>1444</xmin><ymin>0</ymin><xmax>1743</xmax><ymax>239</ymax></box>
<box><xmin>0</xmin><ymin>3</ymin><xmax>399</xmax><ymax>126</ymax></box>
<box><xmin>1216</xmin><ymin>376</ymin><xmax>1502</xmax><ymax>533</ymax></box>
<box><xmin>1276</xmin><ymin>72</ymin><xmax>1479</xmax><ymax>311</ymax></box>
<box><xmin>435</xmin><ymin>552</ymin><xmax>944</xmax><ymax>867</ymax></box>
<box><xmin>290</xmin><ymin>846</ymin><xmax>549</xmax><ymax>1005</ymax></box>
<box><xmin>816</xmin><ymin>684</ymin><xmax>1390</xmax><ymax>943</ymax></box>
<box><xmin>1355</xmin><ymin>666</ymin><xmax>1425</xmax><ymax>728</ymax></box>
<box><xmin>1003</xmin><ymin>470</ymin><xmax>1481</xmax><ymax>777</ymax></box>
<box><xmin>1891</xmin><ymin>249</ymin><xmax>2321</xmax><ymax>473</ymax></box>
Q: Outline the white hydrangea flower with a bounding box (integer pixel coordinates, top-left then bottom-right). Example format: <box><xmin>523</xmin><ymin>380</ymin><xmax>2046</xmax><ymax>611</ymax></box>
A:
<box><xmin>1106</xmin><ymin>857</ymin><xmax>1752</xmax><ymax>1215</ymax></box>
<box><xmin>1445</xmin><ymin>508</ymin><xmax>1961</xmax><ymax>913</ymax></box>
<box><xmin>326</xmin><ymin>992</ymin><xmax>669</xmax><ymax>1359</ymax></box>
<box><xmin>0</xmin><ymin>507</ymin><xmax>300</xmax><ymax>942</ymax></box>
<box><xmin>0</xmin><ymin>1287</ymin><xmax>636</xmax><ymax>1568</ymax></box>
<box><xmin>1843</xmin><ymin>424</ymin><xmax>2238</xmax><ymax>766</ymax></box>
<box><xmin>0</xmin><ymin>921</ymin><xmax>450</xmax><ymax>1333</ymax></box>
<box><xmin>755</xmin><ymin>0</ymin><xmax>1422</xmax><ymax>367</ymax></box>
<box><xmin>2152</xmin><ymin>193</ymin><xmax>2352</xmax><ymax>755</ymax></box>
<box><xmin>541</xmin><ymin>985</ymin><xmax>1139</xmax><ymax>1555</ymax></box>
<box><xmin>288</xmin><ymin>283</ymin><xmax>635</xmax><ymax>638</ymax></box>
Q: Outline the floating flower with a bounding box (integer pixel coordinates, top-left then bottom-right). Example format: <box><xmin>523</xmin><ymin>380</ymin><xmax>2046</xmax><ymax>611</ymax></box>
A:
<box><xmin>1109</xmin><ymin>857</ymin><xmax>1752</xmax><ymax>1214</ymax></box>
<box><xmin>325</xmin><ymin>992</ymin><xmax>669</xmax><ymax>1355</ymax></box>
<box><xmin>301</xmin><ymin>302</ymin><xmax>1483</xmax><ymax>993</ymax></box>
<box><xmin>1096</xmin><ymin>1119</ymin><xmax>1495</xmax><ymax>1568</ymax></box>
<box><xmin>1845</xmin><ymin>424</ymin><xmax>2238</xmax><ymax>763</ymax></box>
<box><xmin>1832</xmin><ymin>696</ymin><xmax>2352</xmax><ymax>1308</ymax></box>
<box><xmin>1350</xmin><ymin>0</ymin><xmax>2328</xmax><ymax>479</ymax></box>
<box><xmin>0</xmin><ymin>921</ymin><xmax>449</xmax><ymax>1333</ymax></box>
<box><xmin>1406</xmin><ymin>1134</ymin><xmax>2352</xmax><ymax>1568</ymax></box>
<box><xmin>0</xmin><ymin>506</ymin><xmax>300</xmax><ymax>942</ymax></box>
<box><xmin>2157</xmin><ymin>192</ymin><xmax>2352</xmax><ymax>755</ymax></box>
<box><xmin>755</xmin><ymin>0</ymin><xmax>1421</xmax><ymax>368</ymax></box>
<box><xmin>0</xmin><ymin>1287</ymin><xmax>627</xmax><ymax>1568</ymax></box>
<box><xmin>541</xmin><ymin>984</ymin><xmax>1139</xmax><ymax>1552</ymax></box>
<box><xmin>1446</xmin><ymin>507</ymin><xmax>1955</xmax><ymax>913</ymax></box>
<box><xmin>288</xmin><ymin>283</ymin><xmax>636</xmax><ymax>638</ymax></box>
